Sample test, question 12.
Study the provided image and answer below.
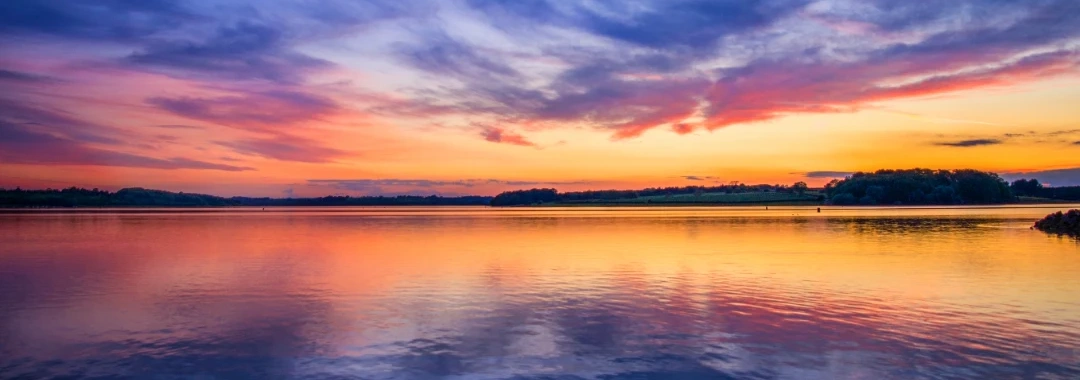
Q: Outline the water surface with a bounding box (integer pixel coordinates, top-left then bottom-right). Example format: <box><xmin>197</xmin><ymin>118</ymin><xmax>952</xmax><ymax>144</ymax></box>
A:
<box><xmin>2</xmin><ymin>206</ymin><xmax>1079</xmax><ymax>379</ymax></box>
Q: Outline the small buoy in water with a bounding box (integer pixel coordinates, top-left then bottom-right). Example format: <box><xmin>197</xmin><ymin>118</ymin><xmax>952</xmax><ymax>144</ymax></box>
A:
<box><xmin>765</xmin><ymin>206</ymin><xmax>768</xmax><ymax>210</ymax></box>
<box><xmin>817</xmin><ymin>207</ymin><xmax>821</xmax><ymax>213</ymax></box>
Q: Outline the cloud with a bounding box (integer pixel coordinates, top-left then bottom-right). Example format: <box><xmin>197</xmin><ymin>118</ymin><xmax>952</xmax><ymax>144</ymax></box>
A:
<box><xmin>125</xmin><ymin>22</ymin><xmax>333</xmax><ymax>84</ymax></box>
<box><xmin>0</xmin><ymin>1</ymin><xmax>412</xmax><ymax>85</ymax></box>
<box><xmin>933</xmin><ymin>139</ymin><xmax>1003</xmax><ymax>147</ymax></box>
<box><xmin>0</xmin><ymin>69</ymin><xmax>57</xmax><ymax>83</ymax></box>
<box><xmin>154</xmin><ymin>124</ymin><xmax>204</xmax><ymax>130</ymax></box>
<box><xmin>802</xmin><ymin>171</ymin><xmax>854</xmax><ymax>179</ymax></box>
<box><xmin>308</xmin><ymin>178</ymin><xmax>591</xmax><ymax>195</ymax></box>
<box><xmin>479</xmin><ymin>126</ymin><xmax>536</xmax><ymax>147</ymax></box>
<box><xmin>1003</xmin><ymin>167</ymin><xmax>1080</xmax><ymax>187</ymax></box>
<box><xmin>0</xmin><ymin>98</ymin><xmax>124</xmax><ymax>145</ymax></box>
<box><xmin>397</xmin><ymin>31</ymin><xmax>522</xmax><ymax>83</ymax></box>
<box><xmin>469</xmin><ymin>0</ymin><xmax>808</xmax><ymax>50</ymax></box>
<box><xmin>2</xmin><ymin>0</ymin><xmax>1080</xmax><ymax>184</ymax></box>
<box><xmin>384</xmin><ymin>0</ymin><xmax>1080</xmax><ymax>139</ymax></box>
<box><xmin>0</xmin><ymin>121</ymin><xmax>253</xmax><ymax>171</ymax></box>
<box><xmin>216</xmin><ymin>134</ymin><xmax>346</xmax><ymax>163</ymax></box>
<box><xmin>0</xmin><ymin>0</ymin><xmax>196</xmax><ymax>41</ymax></box>
<box><xmin>147</xmin><ymin>90</ymin><xmax>339</xmax><ymax>132</ymax></box>
<box><xmin>682</xmin><ymin>175</ymin><xmax>722</xmax><ymax>181</ymax></box>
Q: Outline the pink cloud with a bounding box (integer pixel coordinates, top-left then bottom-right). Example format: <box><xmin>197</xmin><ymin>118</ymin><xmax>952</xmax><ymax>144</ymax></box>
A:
<box><xmin>480</xmin><ymin>126</ymin><xmax>536</xmax><ymax>147</ymax></box>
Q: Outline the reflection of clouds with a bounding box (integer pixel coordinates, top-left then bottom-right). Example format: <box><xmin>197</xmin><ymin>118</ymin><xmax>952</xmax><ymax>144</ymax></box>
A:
<box><xmin>2</xmin><ymin>213</ymin><xmax>1079</xmax><ymax>378</ymax></box>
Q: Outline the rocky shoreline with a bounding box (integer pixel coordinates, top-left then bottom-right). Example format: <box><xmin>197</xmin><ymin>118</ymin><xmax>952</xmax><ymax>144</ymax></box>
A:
<box><xmin>1033</xmin><ymin>209</ymin><xmax>1080</xmax><ymax>236</ymax></box>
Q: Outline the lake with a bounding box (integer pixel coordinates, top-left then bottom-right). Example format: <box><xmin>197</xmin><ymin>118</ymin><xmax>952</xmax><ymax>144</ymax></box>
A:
<box><xmin>1</xmin><ymin>206</ymin><xmax>1079</xmax><ymax>379</ymax></box>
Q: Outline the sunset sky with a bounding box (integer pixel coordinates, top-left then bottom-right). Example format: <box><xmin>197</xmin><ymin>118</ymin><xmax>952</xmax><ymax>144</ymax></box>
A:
<box><xmin>1</xmin><ymin>0</ymin><xmax>1079</xmax><ymax>197</ymax></box>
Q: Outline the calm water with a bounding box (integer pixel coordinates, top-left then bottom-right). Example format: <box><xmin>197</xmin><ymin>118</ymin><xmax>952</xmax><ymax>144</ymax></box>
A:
<box><xmin>2</xmin><ymin>206</ymin><xmax>1079</xmax><ymax>379</ymax></box>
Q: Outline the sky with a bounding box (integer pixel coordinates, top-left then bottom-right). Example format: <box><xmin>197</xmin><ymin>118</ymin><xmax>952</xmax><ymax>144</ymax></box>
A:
<box><xmin>1</xmin><ymin>0</ymin><xmax>1079</xmax><ymax>197</ymax></box>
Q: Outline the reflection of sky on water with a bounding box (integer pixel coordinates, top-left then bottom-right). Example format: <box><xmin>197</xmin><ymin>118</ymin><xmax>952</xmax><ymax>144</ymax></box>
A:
<box><xmin>1</xmin><ymin>209</ymin><xmax>1078</xmax><ymax>379</ymax></box>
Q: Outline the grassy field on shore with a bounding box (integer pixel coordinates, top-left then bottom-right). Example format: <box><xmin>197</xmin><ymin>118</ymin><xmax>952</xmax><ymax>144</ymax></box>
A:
<box><xmin>547</xmin><ymin>191</ymin><xmax>824</xmax><ymax>206</ymax></box>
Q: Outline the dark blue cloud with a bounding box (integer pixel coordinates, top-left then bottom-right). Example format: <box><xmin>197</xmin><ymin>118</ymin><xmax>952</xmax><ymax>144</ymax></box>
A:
<box><xmin>1003</xmin><ymin>167</ymin><xmax>1080</xmax><ymax>187</ymax></box>
<box><xmin>0</xmin><ymin>0</ymin><xmax>194</xmax><ymax>41</ymax></box>
<box><xmin>934</xmin><ymin>139</ymin><xmax>1003</xmax><ymax>147</ymax></box>
<box><xmin>398</xmin><ymin>31</ymin><xmax>522</xmax><ymax>83</ymax></box>
<box><xmin>469</xmin><ymin>0</ymin><xmax>807</xmax><ymax>49</ymax></box>
<box><xmin>875</xmin><ymin>1</ymin><xmax>1080</xmax><ymax>60</ymax></box>
<box><xmin>0</xmin><ymin>69</ymin><xmax>58</xmax><ymax>83</ymax></box>
<box><xmin>126</xmin><ymin>22</ymin><xmax>333</xmax><ymax>84</ymax></box>
<box><xmin>578</xmin><ymin>0</ymin><xmax>807</xmax><ymax>50</ymax></box>
<box><xmin>0</xmin><ymin>0</ymin><xmax>416</xmax><ymax>86</ymax></box>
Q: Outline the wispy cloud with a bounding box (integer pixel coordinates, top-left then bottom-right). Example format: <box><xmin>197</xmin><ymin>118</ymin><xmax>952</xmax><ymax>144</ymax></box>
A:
<box><xmin>934</xmin><ymin>139</ymin><xmax>1003</xmax><ymax>147</ymax></box>
<box><xmin>802</xmin><ymin>171</ymin><xmax>854</xmax><ymax>179</ymax></box>
<box><xmin>154</xmin><ymin>124</ymin><xmax>205</xmax><ymax>130</ymax></box>
<box><xmin>216</xmin><ymin>134</ymin><xmax>346</xmax><ymax>163</ymax></box>
<box><xmin>307</xmin><ymin>178</ymin><xmax>592</xmax><ymax>195</ymax></box>
<box><xmin>0</xmin><ymin>121</ymin><xmax>254</xmax><ymax>171</ymax></box>
<box><xmin>147</xmin><ymin>90</ymin><xmax>340</xmax><ymax>132</ymax></box>
<box><xmin>0</xmin><ymin>69</ymin><xmax>58</xmax><ymax>83</ymax></box>
<box><xmin>479</xmin><ymin>126</ymin><xmax>536</xmax><ymax>147</ymax></box>
<box><xmin>682</xmin><ymin>175</ymin><xmax>723</xmax><ymax>181</ymax></box>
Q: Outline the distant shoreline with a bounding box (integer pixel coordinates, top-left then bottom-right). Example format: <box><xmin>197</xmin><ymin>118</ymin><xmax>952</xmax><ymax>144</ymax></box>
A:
<box><xmin>3</xmin><ymin>203</ymin><xmax>1079</xmax><ymax>214</ymax></box>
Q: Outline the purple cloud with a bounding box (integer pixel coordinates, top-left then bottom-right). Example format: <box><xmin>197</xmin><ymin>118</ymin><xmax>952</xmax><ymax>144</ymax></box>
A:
<box><xmin>147</xmin><ymin>90</ymin><xmax>339</xmax><ymax>132</ymax></box>
<box><xmin>479</xmin><ymin>126</ymin><xmax>536</xmax><ymax>147</ymax></box>
<box><xmin>0</xmin><ymin>121</ymin><xmax>253</xmax><ymax>171</ymax></box>
<box><xmin>216</xmin><ymin>134</ymin><xmax>346</xmax><ymax>163</ymax></box>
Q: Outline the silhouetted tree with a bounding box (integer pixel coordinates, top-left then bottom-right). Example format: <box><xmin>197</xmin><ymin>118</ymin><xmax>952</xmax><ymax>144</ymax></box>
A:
<box><xmin>1011</xmin><ymin>179</ymin><xmax>1044</xmax><ymax>197</ymax></box>
<box><xmin>824</xmin><ymin>169</ymin><xmax>1013</xmax><ymax>205</ymax></box>
<box><xmin>792</xmin><ymin>181</ymin><xmax>808</xmax><ymax>195</ymax></box>
<box><xmin>490</xmin><ymin>188</ymin><xmax>558</xmax><ymax>206</ymax></box>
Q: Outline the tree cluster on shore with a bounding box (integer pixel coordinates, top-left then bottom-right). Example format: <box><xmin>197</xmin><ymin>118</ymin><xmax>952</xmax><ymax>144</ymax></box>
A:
<box><xmin>1033</xmin><ymin>210</ymin><xmax>1080</xmax><ymax>236</ymax></box>
<box><xmin>824</xmin><ymin>169</ymin><xmax>1014</xmax><ymax>205</ymax></box>
<box><xmin>0</xmin><ymin>187</ymin><xmax>490</xmax><ymax>208</ymax></box>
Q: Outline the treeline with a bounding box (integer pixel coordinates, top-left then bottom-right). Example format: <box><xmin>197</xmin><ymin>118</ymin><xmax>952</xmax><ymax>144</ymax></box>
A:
<box><xmin>1010</xmin><ymin>179</ymin><xmax>1080</xmax><ymax>201</ymax></box>
<box><xmin>491</xmin><ymin>183</ymin><xmax>809</xmax><ymax>206</ymax></box>
<box><xmin>0</xmin><ymin>187</ymin><xmax>236</xmax><ymax>207</ymax></box>
<box><xmin>490</xmin><ymin>188</ymin><xmax>558</xmax><ymax>206</ymax></box>
<box><xmin>0</xmin><ymin>187</ymin><xmax>491</xmax><ymax>208</ymax></box>
<box><xmin>231</xmin><ymin>195</ymin><xmax>491</xmax><ymax>206</ymax></box>
<box><xmin>824</xmin><ymin>169</ymin><xmax>1014</xmax><ymax>205</ymax></box>
<box><xmin>558</xmin><ymin>183</ymin><xmax>806</xmax><ymax>202</ymax></box>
